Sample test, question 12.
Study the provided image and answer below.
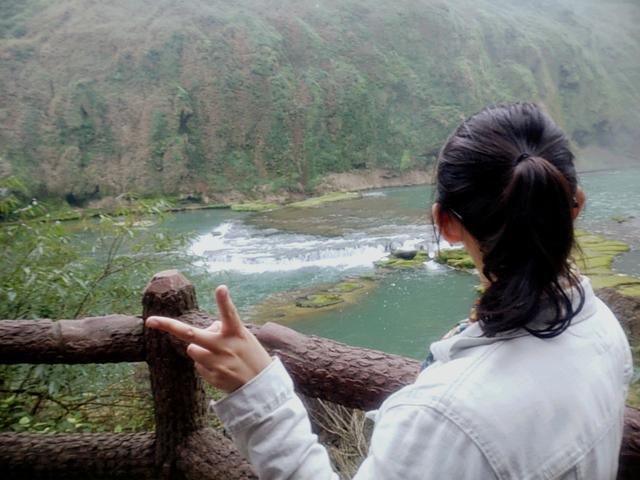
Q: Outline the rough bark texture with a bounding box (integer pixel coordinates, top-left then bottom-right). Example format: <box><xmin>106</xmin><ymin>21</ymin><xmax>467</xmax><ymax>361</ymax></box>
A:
<box><xmin>0</xmin><ymin>315</ymin><xmax>144</xmax><ymax>364</ymax></box>
<box><xmin>177</xmin><ymin>312</ymin><xmax>421</xmax><ymax>410</ymax></box>
<box><xmin>251</xmin><ymin>321</ymin><xmax>421</xmax><ymax>410</ymax></box>
<box><xmin>0</xmin><ymin>432</ymin><xmax>155</xmax><ymax>479</ymax></box>
<box><xmin>177</xmin><ymin>428</ymin><xmax>257</xmax><ymax>480</ymax></box>
<box><xmin>142</xmin><ymin>270</ymin><xmax>208</xmax><ymax>480</ymax></box>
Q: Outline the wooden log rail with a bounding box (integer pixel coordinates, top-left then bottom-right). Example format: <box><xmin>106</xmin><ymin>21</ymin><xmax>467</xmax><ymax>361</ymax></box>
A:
<box><xmin>0</xmin><ymin>270</ymin><xmax>638</xmax><ymax>479</ymax></box>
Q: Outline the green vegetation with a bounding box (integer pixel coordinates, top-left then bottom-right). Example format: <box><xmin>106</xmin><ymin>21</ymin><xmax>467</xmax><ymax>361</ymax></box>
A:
<box><xmin>231</xmin><ymin>201</ymin><xmax>280</xmax><ymax>212</ymax></box>
<box><xmin>296</xmin><ymin>293</ymin><xmax>344</xmax><ymax>308</ymax></box>
<box><xmin>252</xmin><ymin>276</ymin><xmax>379</xmax><ymax>324</ymax></box>
<box><xmin>329</xmin><ymin>281</ymin><xmax>364</xmax><ymax>294</ymax></box>
<box><xmin>376</xmin><ymin>251</ymin><xmax>429</xmax><ymax>270</ymax></box>
<box><xmin>289</xmin><ymin>192</ymin><xmax>361</xmax><ymax>208</ymax></box>
<box><xmin>0</xmin><ymin>0</ymin><xmax>637</xmax><ymax>205</ymax></box>
<box><xmin>0</xmin><ymin>179</ymin><xmax>197</xmax><ymax>433</ymax></box>
<box><xmin>436</xmin><ymin>249</ymin><xmax>476</xmax><ymax>270</ymax></box>
<box><xmin>575</xmin><ymin>231</ymin><xmax>640</xmax><ymax>296</ymax></box>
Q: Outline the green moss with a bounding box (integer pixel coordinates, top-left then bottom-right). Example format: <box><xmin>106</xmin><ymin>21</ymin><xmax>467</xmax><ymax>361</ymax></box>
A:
<box><xmin>295</xmin><ymin>293</ymin><xmax>344</xmax><ymax>308</ymax></box>
<box><xmin>572</xmin><ymin>230</ymin><xmax>640</xmax><ymax>297</ymax></box>
<box><xmin>230</xmin><ymin>202</ymin><xmax>279</xmax><ymax>212</ymax></box>
<box><xmin>578</xmin><ymin>254</ymin><xmax>613</xmax><ymax>270</ymax></box>
<box><xmin>376</xmin><ymin>251</ymin><xmax>429</xmax><ymax>270</ymax></box>
<box><xmin>619</xmin><ymin>285</ymin><xmax>640</xmax><ymax>298</ymax></box>
<box><xmin>329</xmin><ymin>281</ymin><xmax>364</xmax><ymax>293</ymax></box>
<box><xmin>581</xmin><ymin>242</ymin><xmax>629</xmax><ymax>254</ymax></box>
<box><xmin>575</xmin><ymin>230</ymin><xmax>631</xmax><ymax>277</ymax></box>
<box><xmin>588</xmin><ymin>275</ymin><xmax>640</xmax><ymax>291</ymax></box>
<box><xmin>436</xmin><ymin>249</ymin><xmax>475</xmax><ymax>270</ymax></box>
<box><xmin>167</xmin><ymin>203</ymin><xmax>229</xmax><ymax>212</ymax></box>
<box><xmin>251</xmin><ymin>274</ymin><xmax>380</xmax><ymax>323</ymax></box>
<box><xmin>359</xmin><ymin>274</ymin><xmax>381</xmax><ymax>282</ymax></box>
<box><xmin>289</xmin><ymin>192</ymin><xmax>360</xmax><ymax>208</ymax></box>
<box><xmin>576</xmin><ymin>232</ymin><xmax>629</xmax><ymax>251</ymax></box>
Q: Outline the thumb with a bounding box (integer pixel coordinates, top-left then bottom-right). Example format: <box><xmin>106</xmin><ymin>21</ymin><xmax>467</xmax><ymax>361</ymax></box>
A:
<box><xmin>215</xmin><ymin>285</ymin><xmax>243</xmax><ymax>335</ymax></box>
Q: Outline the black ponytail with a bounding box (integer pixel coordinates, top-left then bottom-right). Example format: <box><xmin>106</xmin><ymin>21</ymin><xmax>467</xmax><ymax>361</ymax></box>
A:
<box><xmin>436</xmin><ymin>103</ymin><xmax>585</xmax><ymax>337</ymax></box>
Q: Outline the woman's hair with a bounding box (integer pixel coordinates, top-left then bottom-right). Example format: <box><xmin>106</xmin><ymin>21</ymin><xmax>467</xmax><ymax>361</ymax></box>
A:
<box><xmin>435</xmin><ymin>102</ymin><xmax>584</xmax><ymax>338</ymax></box>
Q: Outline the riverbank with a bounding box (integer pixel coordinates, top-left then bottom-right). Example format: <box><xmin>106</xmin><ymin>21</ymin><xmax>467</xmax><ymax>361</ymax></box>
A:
<box><xmin>315</xmin><ymin>169</ymin><xmax>432</xmax><ymax>193</ymax></box>
<box><xmin>5</xmin><ymin>168</ymin><xmax>433</xmax><ymax>224</ymax></box>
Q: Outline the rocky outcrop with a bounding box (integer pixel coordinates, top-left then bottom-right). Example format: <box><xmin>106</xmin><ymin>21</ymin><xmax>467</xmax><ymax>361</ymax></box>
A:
<box><xmin>597</xmin><ymin>288</ymin><xmax>640</xmax><ymax>345</ymax></box>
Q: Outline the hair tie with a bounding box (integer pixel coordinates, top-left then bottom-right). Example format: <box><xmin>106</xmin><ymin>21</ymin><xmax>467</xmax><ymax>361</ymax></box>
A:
<box><xmin>515</xmin><ymin>152</ymin><xmax>530</xmax><ymax>164</ymax></box>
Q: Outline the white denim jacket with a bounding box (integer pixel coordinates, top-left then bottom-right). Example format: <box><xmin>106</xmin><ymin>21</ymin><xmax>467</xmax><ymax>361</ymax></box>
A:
<box><xmin>213</xmin><ymin>276</ymin><xmax>633</xmax><ymax>479</ymax></box>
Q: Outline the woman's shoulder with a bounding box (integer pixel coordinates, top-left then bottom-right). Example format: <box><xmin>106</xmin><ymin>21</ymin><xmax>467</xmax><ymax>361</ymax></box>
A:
<box><xmin>376</xmin><ymin>302</ymin><xmax>630</xmax><ymax>477</ymax></box>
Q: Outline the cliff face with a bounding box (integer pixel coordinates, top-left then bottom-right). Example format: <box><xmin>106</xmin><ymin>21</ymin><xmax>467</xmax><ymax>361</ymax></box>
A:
<box><xmin>0</xmin><ymin>0</ymin><xmax>638</xmax><ymax>204</ymax></box>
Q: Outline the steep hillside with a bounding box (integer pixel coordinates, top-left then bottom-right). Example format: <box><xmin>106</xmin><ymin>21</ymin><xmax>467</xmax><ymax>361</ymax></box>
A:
<box><xmin>0</xmin><ymin>0</ymin><xmax>638</xmax><ymax>204</ymax></box>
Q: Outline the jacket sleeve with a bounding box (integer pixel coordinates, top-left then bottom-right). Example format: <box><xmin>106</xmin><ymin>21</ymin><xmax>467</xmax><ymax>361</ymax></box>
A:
<box><xmin>212</xmin><ymin>357</ymin><xmax>496</xmax><ymax>480</ymax></box>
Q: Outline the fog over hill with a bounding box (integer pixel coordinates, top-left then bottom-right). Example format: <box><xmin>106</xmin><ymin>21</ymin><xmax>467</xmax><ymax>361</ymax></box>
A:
<box><xmin>0</xmin><ymin>0</ymin><xmax>638</xmax><ymax>204</ymax></box>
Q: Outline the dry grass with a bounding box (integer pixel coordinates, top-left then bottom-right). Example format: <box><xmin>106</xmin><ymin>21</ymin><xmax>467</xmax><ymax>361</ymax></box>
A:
<box><xmin>302</xmin><ymin>395</ymin><xmax>372</xmax><ymax>479</ymax></box>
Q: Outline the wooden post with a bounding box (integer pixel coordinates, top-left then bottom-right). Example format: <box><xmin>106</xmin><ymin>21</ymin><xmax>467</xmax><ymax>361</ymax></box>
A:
<box><xmin>143</xmin><ymin>270</ymin><xmax>207</xmax><ymax>479</ymax></box>
<box><xmin>248</xmin><ymin>321</ymin><xmax>421</xmax><ymax>410</ymax></box>
<box><xmin>177</xmin><ymin>429</ymin><xmax>258</xmax><ymax>480</ymax></box>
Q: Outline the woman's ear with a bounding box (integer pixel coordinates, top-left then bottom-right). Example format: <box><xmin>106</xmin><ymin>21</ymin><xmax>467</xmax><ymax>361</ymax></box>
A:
<box><xmin>572</xmin><ymin>187</ymin><xmax>586</xmax><ymax>220</ymax></box>
<box><xmin>432</xmin><ymin>202</ymin><xmax>464</xmax><ymax>244</ymax></box>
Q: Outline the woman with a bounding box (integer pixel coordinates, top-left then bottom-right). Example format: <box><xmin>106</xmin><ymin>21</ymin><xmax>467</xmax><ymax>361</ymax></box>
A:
<box><xmin>146</xmin><ymin>103</ymin><xmax>633</xmax><ymax>479</ymax></box>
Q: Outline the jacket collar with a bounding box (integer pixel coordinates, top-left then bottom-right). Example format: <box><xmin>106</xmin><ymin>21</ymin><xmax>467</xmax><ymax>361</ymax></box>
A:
<box><xmin>430</xmin><ymin>276</ymin><xmax>597</xmax><ymax>363</ymax></box>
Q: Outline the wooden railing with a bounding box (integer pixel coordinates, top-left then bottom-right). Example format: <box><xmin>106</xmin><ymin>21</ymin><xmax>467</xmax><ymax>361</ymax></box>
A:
<box><xmin>1</xmin><ymin>270</ymin><xmax>639</xmax><ymax>479</ymax></box>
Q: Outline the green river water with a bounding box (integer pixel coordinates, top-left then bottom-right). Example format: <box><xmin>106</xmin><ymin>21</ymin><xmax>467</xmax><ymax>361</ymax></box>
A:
<box><xmin>159</xmin><ymin>168</ymin><xmax>640</xmax><ymax>360</ymax></box>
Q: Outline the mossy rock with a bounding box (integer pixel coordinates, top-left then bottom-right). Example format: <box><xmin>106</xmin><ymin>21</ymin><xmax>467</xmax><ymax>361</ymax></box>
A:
<box><xmin>619</xmin><ymin>284</ymin><xmax>640</xmax><ymax>298</ymax></box>
<box><xmin>576</xmin><ymin>231</ymin><xmax>629</xmax><ymax>251</ymax></box>
<box><xmin>252</xmin><ymin>275</ymin><xmax>379</xmax><ymax>323</ymax></box>
<box><xmin>329</xmin><ymin>281</ymin><xmax>364</xmax><ymax>293</ymax></box>
<box><xmin>359</xmin><ymin>274</ymin><xmax>381</xmax><ymax>282</ymax></box>
<box><xmin>576</xmin><ymin>254</ymin><xmax>612</xmax><ymax>270</ymax></box>
<box><xmin>580</xmin><ymin>266</ymin><xmax>613</xmax><ymax>276</ymax></box>
<box><xmin>436</xmin><ymin>249</ymin><xmax>475</xmax><ymax>270</ymax></box>
<box><xmin>575</xmin><ymin>233</ymin><xmax>601</xmax><ymax>243</ymax></box>
<box><xmin>231</xmin><ymin>202</ymin><xmax>280</xmax><ymax>212</ymax></box>
<box><xmin>628</xmin><ymin>381</ymin><xmax>640</xmax><ymax>409</ymax></box>
<box><xmin>572</xmin><ymin>230</ymin><xmax>640</xmax><ymax>299</ymax></box>
<box><xmin>295</xmin><ymin>293</ymin><xmax>344</xmax><ymax>308</ymax></box>
<box><xmin>392</xmin><ymin>250</ymin><xmax>418</xmax><ymax>260</ymax></box>
<box><xmin>582</xmin><ymin>243</ymin><xmax>629</xmax><ymax>254</ymax></box>
<box><xmin>376</xmin><ymin>251</ymin><xmax>429</xmax><ymax>270</ymax></box>
<box><xmin>588</xmin><ymin>274</ymin><xmax>640</xmax><ymax>290</ymax></box>
<box><xmin>289</xmin><ymin>192</ymin><xmax>360</xmax><ymax>208</ymax></box>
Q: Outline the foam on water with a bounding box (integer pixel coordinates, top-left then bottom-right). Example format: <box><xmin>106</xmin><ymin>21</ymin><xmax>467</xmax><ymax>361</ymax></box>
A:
<box><xmin>190</xmin><ymin>220</ymin><xmax>441</xmax><ymax>274</ymax></box>
<box><xmin>362</xmin><ymin>191</ymin><xmax>387</xmax><ymax>198</ymax></box>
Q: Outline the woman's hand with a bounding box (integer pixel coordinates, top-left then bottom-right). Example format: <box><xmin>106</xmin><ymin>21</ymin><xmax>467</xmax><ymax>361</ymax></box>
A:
<box><xmin>145</xmin><ymin>285</ymin><xmax>272</xmax><ymax>393</ymax></box>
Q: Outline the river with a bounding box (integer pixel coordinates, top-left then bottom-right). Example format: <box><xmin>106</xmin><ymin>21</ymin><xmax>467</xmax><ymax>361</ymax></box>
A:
<box><xmin>159</xmin><ymin>168</ymin><xmax>640</xmax><ymax>360</ymax></box>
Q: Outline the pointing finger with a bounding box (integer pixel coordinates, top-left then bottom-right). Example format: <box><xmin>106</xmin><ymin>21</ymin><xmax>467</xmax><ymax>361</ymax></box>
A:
<box><xmin>215</xmin><ymin>285</ymin><xmax>243</xmax><ymax>336</ymax></box>
<box><xmin>146</xmin><ymin>316</ymin><xmax>218</xmax><ymax>350</ymax></box>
